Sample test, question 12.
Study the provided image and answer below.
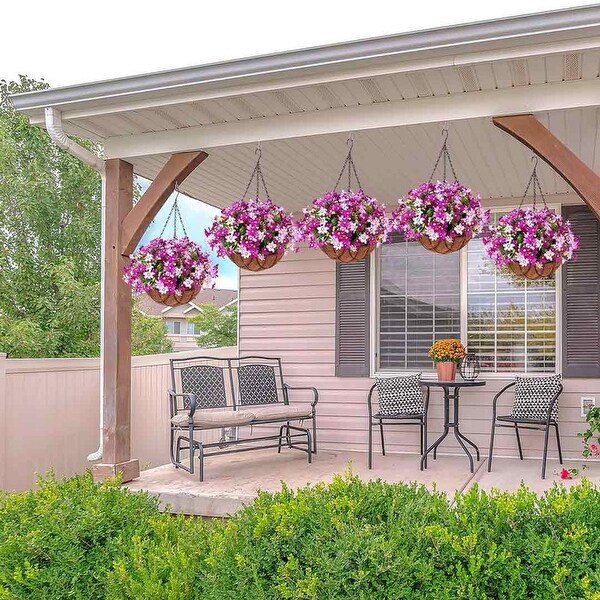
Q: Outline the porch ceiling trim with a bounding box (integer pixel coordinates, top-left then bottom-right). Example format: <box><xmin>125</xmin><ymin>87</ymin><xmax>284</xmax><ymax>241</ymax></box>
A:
<box><xmin>104</xmin><ymin>78</ymin><xmax>600</xmax><ymax>159</ymax></box>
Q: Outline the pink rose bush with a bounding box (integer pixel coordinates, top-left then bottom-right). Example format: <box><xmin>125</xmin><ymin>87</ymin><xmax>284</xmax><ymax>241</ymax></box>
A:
<box><xmin>392</xmin><ymin>180</ymin><xmax>488</xmax><ymax>243</ymax></box>
<box><xmin>205</xmin><ymin>198</ymin><xmax>294</xmax><ymax>260</ymax></box>
<box><xmin>123</xmin><ymin>237</ymin><xmax>217</xmax><ymax>296</ymax></box>
<box><xmin>482</xmin><ymin>207</ymin><xmax>578</xmax><ymax>270</ymax></box>
<box><xmin>296</xmin><ymin>189</ymin><xmax>389</xmax><ymax>251</ymax></box>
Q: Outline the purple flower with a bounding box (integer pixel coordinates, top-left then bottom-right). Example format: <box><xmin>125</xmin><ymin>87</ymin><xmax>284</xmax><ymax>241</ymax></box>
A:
<box><xmin>296</xmin><ymin>189</ymin><xmax>389</xmax><ymax>251</ymax></box>
<box><xmin>123</xmin><ymin>237</ymin><xmax>217</xmax><ymax>296</ymax></box>
<box><xmin>482</xmin><ymin>207</ymin><xmax>579</xmax><ymax>268</ymax></box>
<box><xmin>391</xmin><ymin>180</ymin><xmax>488</xmax><ymax>242</ymax></box>
<box><xmin>205</xmin><ymin>198</ymin><xmax>294</xmax><ymax>260</ymax></box>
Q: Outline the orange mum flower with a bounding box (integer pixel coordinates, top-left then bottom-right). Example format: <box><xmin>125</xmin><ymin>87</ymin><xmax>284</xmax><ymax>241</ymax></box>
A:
<box><xmin>428</xmin><ymin>339</ymin><xmax>466</xmax><ymax>363</ymax></box>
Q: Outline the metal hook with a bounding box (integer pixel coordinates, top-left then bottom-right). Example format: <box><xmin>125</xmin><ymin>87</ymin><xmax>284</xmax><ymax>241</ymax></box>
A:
<box><xmin>531</xmin><ymin>155</ymin><xmax>539</xmax><ymax>169</ymax></box>
<box><xmin>347</xmin><ymin>132</ymin><xmax>354</xmax><ymax>149</ymax></box>
<box><xmin>441</xmin><ymin>128</ymin><xmax>449</xmax><ymax>143</ymax></box>
<box><xmin>255</xmin><ymin>142</ymin><xmax>262</xmax><ymax>159</ymax></box>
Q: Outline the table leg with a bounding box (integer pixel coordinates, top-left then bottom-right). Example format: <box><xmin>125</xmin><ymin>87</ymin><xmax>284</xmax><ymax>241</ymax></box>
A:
<box><xmin>451</xmin><ymin>389</ymin><xmax>480</xmax><ymax>473</ymax></box>
<box><xmin>420</xmin><ymin>387</ymin><xmax>450</xmax><ymax>470</ymax></box>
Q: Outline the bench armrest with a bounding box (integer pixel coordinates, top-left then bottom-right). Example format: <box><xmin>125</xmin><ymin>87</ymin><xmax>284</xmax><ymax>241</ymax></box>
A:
<box><xmin>283</xmin><ymin>384</ymin><xmax>319</xmax><ymax>408</ymax></box>
<box><xmin>168</xmin><ymin>389</ymin><xmax>197</xmax><ymax>417</ymax></box>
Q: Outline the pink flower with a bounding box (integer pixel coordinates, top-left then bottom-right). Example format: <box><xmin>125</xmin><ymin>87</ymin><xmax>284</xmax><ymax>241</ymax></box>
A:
<box><xmin>589</xmin><ymin>443</ymin><xmax>600</xmax><ymax>456</ymax></box>
<box><xmin>560</xmin><ymin>468</ymin><xmax>571</xmax><ymax>480</ymax></box>
<box><xmin>123</xmin><ymin>237</ymin><xmax>217</xmax><ymax>296</ymax></box>
<box><xmin>206</xmin><ymin>198</ymin><xmax>293</xmax><ymax>260</ymax></box>
<box><xmin>296</xmin><ymin>189</ymin><xmax>389</xmax><ymax>251</ymax></box>
<box><xmin>483</xmin><ymin>207</ymin><xmax>578</xmax><ymax>269</ymax></box>
<box><xmin>391</xmin><ymin>180</ymin><xmax>488</xmax><ymax>243</ymax></box>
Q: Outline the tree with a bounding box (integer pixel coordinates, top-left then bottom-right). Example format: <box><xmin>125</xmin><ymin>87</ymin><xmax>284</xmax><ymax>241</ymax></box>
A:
<box><xmin>0</xmin><ymin>76</ymin><xmax>171</xmax><ymax>357</ymax></box>
<box><xmin>191</xmin><ymin>303</ymin><xmax>237</xmax><ymax>348</ymax></box>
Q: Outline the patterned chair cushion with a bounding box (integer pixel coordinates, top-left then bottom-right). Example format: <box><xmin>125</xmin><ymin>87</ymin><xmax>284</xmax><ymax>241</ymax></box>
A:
<box><xmin>375</xmin><ymin>374</ymin><xmax>424</xmax><ymax>416</ymax></box>
<box><xmin>511</xmin><ymin>374</ymin><xmax>562</xmax><ymax>421</ymax></box>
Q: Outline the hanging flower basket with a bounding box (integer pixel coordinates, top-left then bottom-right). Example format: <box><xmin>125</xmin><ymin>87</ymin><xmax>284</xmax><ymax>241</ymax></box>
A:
<box><xmin>483</xmin><ymin>206</ymin><xmax>578</xmax><ymax>280</ymax></box>
<box><xmin>392</xmin><ymin>130</ymin><xmax>487</xmax><ymax>254</ymax></box>
<box><xmin>123</xmin><ymin>237</ymin><xmax>217</xmax><ymax>306</ymax></box>
<box><xmin>296</xmin><ymin>189</ymin><xmax>388</xmax><ymax>263</ymax></box>
<box><xmin>206</xmin><ymin>197</ymin><xmax>293</xmax><ymax>272</ymax></box>
<box><xmin>296</xmin><ymin>137</ymin><xmax>388</xmax><ymax>263</ymax></box>
<box><xmin>206</xmin><ymin>147</ymin><xmax>293</xmax><ymax>272</ymax></box>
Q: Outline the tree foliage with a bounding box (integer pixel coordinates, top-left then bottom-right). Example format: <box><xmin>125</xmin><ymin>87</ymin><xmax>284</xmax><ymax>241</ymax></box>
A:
<box><xmin>0</xmin><ymin>76</ymin><xmax>170</xmax><ymax>357</ymax></box>
<box><xmin>191</xmin><ymin>303</ymin><xmax>237</xmax><ymax>348</ymax></box>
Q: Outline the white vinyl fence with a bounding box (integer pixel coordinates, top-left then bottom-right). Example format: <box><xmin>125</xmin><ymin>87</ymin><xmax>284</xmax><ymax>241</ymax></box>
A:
<box><xmin>0</xmin><ymin>347</ymin><xmax>237</xmax><ymax>491</ymax></box>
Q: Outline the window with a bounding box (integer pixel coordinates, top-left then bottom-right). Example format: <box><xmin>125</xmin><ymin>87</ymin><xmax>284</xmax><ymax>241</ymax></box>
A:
<box><xmin>377</xmin><ymin>235</ymin><xmax>460</xmax><ymax>370</ymax></box>
<box><xmin>376</xmin><ymin>218</ymin><xmax>558</xmax><ymax>375</ymax></box>
<box><xmin>466</xmin><ymin>237</ymin><xmax>556</xmax><ymax>374</ymax></box>
<box><xmin>166</xmin><ymin>320</ymin><xmax>181</xmax><ymax>335</ymax></box>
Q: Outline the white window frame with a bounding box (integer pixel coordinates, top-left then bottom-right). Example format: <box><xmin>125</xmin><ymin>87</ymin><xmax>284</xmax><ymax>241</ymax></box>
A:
<box><xmin>371</xmin><ymin>203</ymin><xmax>562</xmax><ymax>379</ymax></box>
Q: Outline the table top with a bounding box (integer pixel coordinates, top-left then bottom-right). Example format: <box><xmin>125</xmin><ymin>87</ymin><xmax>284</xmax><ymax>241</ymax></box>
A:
<box><xmin>421</xmin><ymin>379</ymin><xmax>486</xmax><ymax>389</ymax></box>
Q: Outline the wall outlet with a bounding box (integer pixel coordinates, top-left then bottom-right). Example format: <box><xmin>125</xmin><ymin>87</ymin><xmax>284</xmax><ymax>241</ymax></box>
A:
<box><xmin>582</xmin><ymin>396</ymin><xmax>596</xmax><ymax>417</ymax></box>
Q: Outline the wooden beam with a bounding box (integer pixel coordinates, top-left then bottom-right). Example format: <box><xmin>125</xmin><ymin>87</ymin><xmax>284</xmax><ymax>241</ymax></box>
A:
<box><xmin>92</xmin><ymin>158</ymin><xmax>139</xmax><ymax>483</ymax></box>
<box><xmin>120</xmin><ymin>151</ymin><xmax>208</xmax><ymax>255</ymax></box>
<box><xmin>493</xmin><ymin>114</ymin><xmax>600</xmax><ymax>220</ymax></box>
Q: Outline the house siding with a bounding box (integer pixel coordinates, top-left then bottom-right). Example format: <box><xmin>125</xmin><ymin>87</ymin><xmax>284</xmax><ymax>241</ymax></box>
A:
<box><xmin>239</xmin><ymin>247</ymin><xmax>596</xmax><ymax>460</ymax></box>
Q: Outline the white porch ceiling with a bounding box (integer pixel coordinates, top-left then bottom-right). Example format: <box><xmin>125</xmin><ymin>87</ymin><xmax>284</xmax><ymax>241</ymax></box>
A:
<box><xmin>130</xmin><ymin>107</ymin><xmax>599</xmax><ymax>211</ymax></box>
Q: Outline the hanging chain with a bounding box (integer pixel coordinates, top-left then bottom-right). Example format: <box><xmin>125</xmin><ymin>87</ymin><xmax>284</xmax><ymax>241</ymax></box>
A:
<box><xmin>333</xmin><ymin>133</ymin><xmax>363</xmax><ymax>191</ymax></box>
<box><xmin>159</xmin><ymin>185</ymin><xmax>188</xmax><ymax>238</ymax></box>
<box><xmin>242</xmin><ymin>143</ymin><xmax>271</xmax><ymax>200</ymax></box>
<box><xmin>428</xmin><ymin>128</ymin><xmax>459</xmax><ymax>182</ymax></box>
<box><xmin>518</xmin><ymin>156</ymin><xmax>548</xmax><ymax>209</ymax></box>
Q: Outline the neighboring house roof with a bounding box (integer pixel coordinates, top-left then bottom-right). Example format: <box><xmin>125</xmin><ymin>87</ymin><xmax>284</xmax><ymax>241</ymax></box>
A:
<box><xmin>136</xmin><ymin>289</ymin><xmax>237</xmax><ymax>318</ymax></box>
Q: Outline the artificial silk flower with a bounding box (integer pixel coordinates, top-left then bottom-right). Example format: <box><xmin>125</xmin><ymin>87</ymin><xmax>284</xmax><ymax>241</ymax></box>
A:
<box><xmin>123</xmin><ymin>237</ymin><xmax>217</xmax><ymax>296</ymax></box>
<box><xmin>206</xmin><ymin>198</ymin><xmax>294</xmax><ymax>260</ymax></box>
<box><xmin>483</xmin><ymin>206</ymin><xmax>579</xmax><ymax>269</ymax></box>
<box><xmin>296</xmin><ymin>189</ymin><xmax>389</xmax><ymax>251</ymax></box>
<box><xmin>392</xmin><ymin>180</ymin><xmax>488</xmax><ymax>242</ymax></box>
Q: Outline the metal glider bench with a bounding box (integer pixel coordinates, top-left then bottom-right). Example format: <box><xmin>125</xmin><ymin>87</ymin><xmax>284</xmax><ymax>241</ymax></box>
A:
<box><xmin>168</xmin><ymin>355</ymin><xmax>318</xmax><ymax>481</ymax></box>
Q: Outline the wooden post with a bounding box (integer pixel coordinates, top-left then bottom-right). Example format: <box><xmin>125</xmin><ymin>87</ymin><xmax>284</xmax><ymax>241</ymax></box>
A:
<box><xmin>92</xmin><ymin>159</ymin><xmax>139</xmax><ymax>482</ymax></box>
<box><xmin>493</xmin><ymin>114</ymin><xmax>600</xmax><ymax>219</ymax></box>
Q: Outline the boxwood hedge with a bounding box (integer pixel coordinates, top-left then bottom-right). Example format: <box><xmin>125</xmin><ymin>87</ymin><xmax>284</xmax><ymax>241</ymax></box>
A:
<box><xmin>1</xmin><ymin>471</ymin><xmax>600</xmax><ymax>599</ymax></box>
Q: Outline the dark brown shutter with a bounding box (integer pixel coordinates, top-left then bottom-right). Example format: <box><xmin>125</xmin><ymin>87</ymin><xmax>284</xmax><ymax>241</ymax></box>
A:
<box><xmin>562</xmin><ymin>204</ymin><xmax>600</xmax><ymax>378</ymax></box>
<box><xmin>335</xmin><ymin>259</ymin><xmax>370</xmax><ymax>377</ymax></box>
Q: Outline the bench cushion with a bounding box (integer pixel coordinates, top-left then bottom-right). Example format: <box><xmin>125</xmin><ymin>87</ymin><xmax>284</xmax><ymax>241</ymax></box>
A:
<box><xmin>250</xmin><ymin>404</ymin><xmax>312</xmax><ymax>422</ymax></box>
<box><xmin>171</xmin><ymin>409</ymin><xmax>255</xmax><ymax>428</ymax></box>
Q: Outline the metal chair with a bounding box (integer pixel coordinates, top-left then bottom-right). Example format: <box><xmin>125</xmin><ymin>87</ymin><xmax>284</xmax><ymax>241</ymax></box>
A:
<box><xmin>367</xmin><ymin>375</ymin><xmax>430</xmax><ymax>470</ymax></box>
<box><xmin>488</xmin><ymin>378</ymin><xmax>563</xmax><ymax>479</ymax></box>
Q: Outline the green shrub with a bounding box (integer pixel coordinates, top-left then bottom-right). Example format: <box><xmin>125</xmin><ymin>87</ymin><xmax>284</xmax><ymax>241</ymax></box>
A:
<box><xmin>2</xmin><ymin>471</ymin><xmax>600</xmax><ymax>599</ymax></box>
<box><xmin>0</xmin><ymin>472</ymin><xmax>161</xmax><ymax>599</ymax></box>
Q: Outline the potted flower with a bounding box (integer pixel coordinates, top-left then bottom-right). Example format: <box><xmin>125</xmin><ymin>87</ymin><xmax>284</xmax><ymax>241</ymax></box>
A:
<box><xmin>123</xmin><ymin>237</ymin><xmax>217</xmax><ymax>306</ymax></box>
<box><xmin>205</xmin><ymin>198</ymin><xmax>294</xmax><ymax>271</ymax></box>
<box><xmin>482</xmin><ymin>206</ymin><xmax>579</xmax><ymax>280</ymax></box>
<box><xmin>392</xmin><ymin>181</ymin><xmax>488</xmax><ymax>254</ymax></box>
<box><xmin>428</xmin><ymin>339</ymin><xmax>467</xmax><ymax>381</ymax></box>
<box><xmin>296</xmin><ymin>189</ymin><xmax>389</xmax><ymax>263</ymax></box>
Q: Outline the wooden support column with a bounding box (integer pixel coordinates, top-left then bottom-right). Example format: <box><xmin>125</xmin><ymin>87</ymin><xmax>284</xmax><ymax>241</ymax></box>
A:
<box><xmin>93</xmin><ymin>159</ymin><xmax>138</xmax><ymax>482</ymax></box>
<box><xmin>92</xmin><ymin>151</ymin><xmax>208</xmax><ymax>483</ymax></box>
<box><xmin>493</xmin><ymin>114</ymin><xmax>600</xmax><ymax>219</ymax></box>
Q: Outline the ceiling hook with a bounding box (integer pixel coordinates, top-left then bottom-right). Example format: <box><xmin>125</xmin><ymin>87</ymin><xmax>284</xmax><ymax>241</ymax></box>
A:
<box><xmin>441</xmin><ymin>128</ymin><xmax>449</xmax><ymax>143</ymax></box>
<box><xmin>347</xmin><ymin>132</ymin><xmax>354</xmax><ymax>150</ymax></box>
<box><xmin>531</xmin><ymin>155</ymin><xmax>539</xmax><ymax>169</ymax></box>
<box><xmin>255</xmin><ymin>142</ymin><xmax>262</xmax><ymax>159</ymax></box>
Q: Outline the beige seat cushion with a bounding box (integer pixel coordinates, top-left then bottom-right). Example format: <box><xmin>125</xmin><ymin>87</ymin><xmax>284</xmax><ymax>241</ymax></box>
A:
<box><xmin>250</xmin><ymin>404</ymin><xmax>312</xmax><ymax>422</ymax></box>
<box><xmin>171</xmin><ymin>409</ymin><xmax>255</xmax><ymax>428</ymax></box>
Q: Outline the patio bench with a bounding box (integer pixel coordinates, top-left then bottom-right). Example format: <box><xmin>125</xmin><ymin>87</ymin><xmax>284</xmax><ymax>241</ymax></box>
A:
<box><xmin>168</xmin><ymin>355</ymin><xmax>318</xmax><ymax>481</ymax></box>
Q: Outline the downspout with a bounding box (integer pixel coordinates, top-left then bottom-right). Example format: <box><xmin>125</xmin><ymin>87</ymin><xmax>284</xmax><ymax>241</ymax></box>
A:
<box><xmin>44</xmin><ymin>107</ymin><xmax>106</xmax><ymax>461</ymax></box>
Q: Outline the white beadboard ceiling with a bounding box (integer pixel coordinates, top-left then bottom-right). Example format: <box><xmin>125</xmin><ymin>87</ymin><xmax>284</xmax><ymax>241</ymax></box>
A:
<box><xmin>130</xmin><ymin>107</ymin><xmax>599</xmax><ymax>211</ymax></box>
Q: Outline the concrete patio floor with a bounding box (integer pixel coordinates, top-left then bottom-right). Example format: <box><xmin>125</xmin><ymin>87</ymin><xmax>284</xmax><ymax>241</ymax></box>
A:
<box><xmin>125</xmin><ymin>449</ymin><xmax>600</xmax><ymax>517</ymax></box>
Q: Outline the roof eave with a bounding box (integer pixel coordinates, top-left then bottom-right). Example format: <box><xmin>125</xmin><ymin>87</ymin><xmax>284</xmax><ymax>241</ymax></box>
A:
<box><xmin>11</xmin><ymin>4</ymin><xmax>600</xmax><ymax>115</ymax></box>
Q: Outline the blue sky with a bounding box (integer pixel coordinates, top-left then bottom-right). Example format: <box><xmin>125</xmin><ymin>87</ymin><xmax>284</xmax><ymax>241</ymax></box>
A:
<box><xmin>137</xmin><ymin>178</ymin><xmax>238</xmax><ymax>291</ymax></box>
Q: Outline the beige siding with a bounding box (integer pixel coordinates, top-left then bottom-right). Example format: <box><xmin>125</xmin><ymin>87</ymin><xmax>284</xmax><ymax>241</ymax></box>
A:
<box><xmin>240</xmin><ymin>247</ymin><xmax>596</xmax><ymax>461</ymax></box>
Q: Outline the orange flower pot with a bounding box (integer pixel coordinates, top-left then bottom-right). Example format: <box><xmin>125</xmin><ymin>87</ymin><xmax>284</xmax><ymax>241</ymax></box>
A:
<box><xmin>436</xmin><ymin>361</ymin><xmax>457</xmax><ymax>381</ymax></box>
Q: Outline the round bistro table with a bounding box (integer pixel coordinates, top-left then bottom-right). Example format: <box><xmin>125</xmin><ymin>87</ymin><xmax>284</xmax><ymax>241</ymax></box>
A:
<box><xmin>420</xmin><ymin>379</ymin><xmax>486</xmax><ymax>473</ymax></box>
